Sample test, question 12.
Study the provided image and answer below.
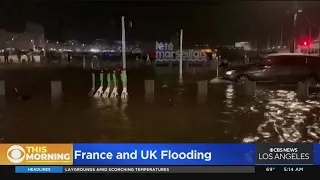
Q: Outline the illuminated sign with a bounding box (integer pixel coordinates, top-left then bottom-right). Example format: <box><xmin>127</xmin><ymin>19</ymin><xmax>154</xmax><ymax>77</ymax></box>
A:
<box><xmin>155</xmin><ymin>41</ymin><xmax>207</xmax><ymax>61</ymax></box>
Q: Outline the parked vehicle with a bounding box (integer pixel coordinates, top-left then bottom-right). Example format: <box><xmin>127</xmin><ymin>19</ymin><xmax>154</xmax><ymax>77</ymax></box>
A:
<box><xmin>222</xmin><ymin>53</ymin><xmax>320</xmax><ymax>86</ymax></box>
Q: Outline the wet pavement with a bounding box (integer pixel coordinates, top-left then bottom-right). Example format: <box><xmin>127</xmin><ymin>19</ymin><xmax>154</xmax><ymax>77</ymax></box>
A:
<box><xmin>0</xmin><ymin>65</ymin><xmax>320</xmax><ymax>143</ymax></box>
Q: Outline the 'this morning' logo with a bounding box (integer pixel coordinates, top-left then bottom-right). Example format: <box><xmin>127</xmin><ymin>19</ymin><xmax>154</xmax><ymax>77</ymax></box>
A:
<box><xmin>155</xmin><ymin>41</ymin><xmax>207</xmax><ymax>60</ymax></box>
<box><xmin>3</xmin><ymin>144</ymin><xmax>73</xmax><ymax>165</ymax></box>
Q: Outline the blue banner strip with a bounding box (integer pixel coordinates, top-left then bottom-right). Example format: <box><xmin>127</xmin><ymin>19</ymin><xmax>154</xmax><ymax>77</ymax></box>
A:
<box><xmin>73</xmin><ymin>144</ymin><xmax>255</xmax><ymax>165</ymax></box>
<box><xmin>314</xmin><ymin>144</ymin><xmax>320</xmax><ymax>165</ymax></box>
<box><xmin>15</xmin><ymin>166</ymin><xmax>63</xmax><ymax>173</ymax></box>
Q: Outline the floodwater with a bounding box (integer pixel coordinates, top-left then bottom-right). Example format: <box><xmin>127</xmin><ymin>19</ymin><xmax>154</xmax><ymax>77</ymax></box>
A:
<box><xmin>0</xmin><ymin>65</ymin><xmax>320</xmax><ymax>143</ymax></box>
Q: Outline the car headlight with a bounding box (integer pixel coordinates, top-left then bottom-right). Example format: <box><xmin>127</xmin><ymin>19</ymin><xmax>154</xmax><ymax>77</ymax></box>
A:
<box><xmin>225</xmin><ymin>70</ymin><xmax>236</xmax><ymax>75</ymax></box>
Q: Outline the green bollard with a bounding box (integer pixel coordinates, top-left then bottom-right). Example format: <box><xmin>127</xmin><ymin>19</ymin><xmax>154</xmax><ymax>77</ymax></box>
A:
<box><xmin>100</xmin><ymin>72</ymin><xmax>104</xmax><ymax>87</ymax></box>
<box><xmin>102</xmin><ymin>72</ymin><xmax>112</xmax><ymax>98</ymax></box>
<box><xmin>112</xmin><ymin>72</ymin><xmax>118</xmax><ymax>87</ymax></box>
<box><xmin>121</xmin><ymin>71</ymin><xmax>127</xmax><ymax>88</ymax></box>
<box><xmin>94</xmin><ymin>70</ymin><xmax>104</xmax><ymax>98</ymax></box>
<box><xmin>107</xmin><ymin>73</ymin><xmax>111</xmax><ymax>88</ymax></box>
<box><xmin>110</xmin><ymin>71</ymin><xmax>118</xmax><ymax>98</ymax></box>
<box><xmin>120</xmin><ymin>70</ymin><xmax>128</xmax><ymax>98</ymax></box>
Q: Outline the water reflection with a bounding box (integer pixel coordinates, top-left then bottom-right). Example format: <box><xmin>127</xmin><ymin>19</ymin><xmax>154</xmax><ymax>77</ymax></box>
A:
<box><xmin>2</xmin><ymin>67</ymin><xmax>320</xmax><ymax>143</ymax></box>
<box><xmin>90</xmin><ymin>97</ymin><xmax>132</xmax><ymax>143</ymax></box>
<box><xmin>243</xmin><ymin>89</ymin><xmax>320</xmax><ymax>143</ymax></box>
<box><xmin>197</xmin><ymin>94</ymin><xmax>207</xmax><ymax>104</ymax></box>
<box><xmin>0</xmin><ymin>95</ymin><xmax>5</xmax><ymax>143</ymax></box>
<box><xmin>144</xmin><ymin>93</ymin><xmax>154</xmax><ymax>103</ymax></box>
<box><xmin>0</xmin><ymin>96</ymin><xmax>6</xmax><ymax>109</ymax></box>
<box><xmin>224</xmin><ymin>85</ymin><xmax>234</xmax><ymax>108</ymax></box>
<box><xmin>120</xmin><ymin>98</ymin><xmax>130</xmax><ymax>129</ymax></box>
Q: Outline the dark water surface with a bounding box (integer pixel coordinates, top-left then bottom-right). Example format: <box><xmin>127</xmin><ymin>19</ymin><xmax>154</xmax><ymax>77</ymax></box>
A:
<box><xmin>1</xmin><ymin>66</ymin><xmax>320</xmax><ymax>143</ymax></box>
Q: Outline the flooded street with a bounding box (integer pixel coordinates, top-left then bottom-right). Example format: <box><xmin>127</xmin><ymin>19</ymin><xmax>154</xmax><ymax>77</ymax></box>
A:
<box><xmin>1</xmin><ymin>66</ymin><xmax>320</xmax><ymax>143</ymax></box>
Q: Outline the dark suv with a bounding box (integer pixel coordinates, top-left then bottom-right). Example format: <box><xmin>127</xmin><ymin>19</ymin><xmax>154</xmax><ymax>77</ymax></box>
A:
<box><xmin>222</xmin><ymin>53</ymin><xmax>320</xmax><ymax>85</ymax></box>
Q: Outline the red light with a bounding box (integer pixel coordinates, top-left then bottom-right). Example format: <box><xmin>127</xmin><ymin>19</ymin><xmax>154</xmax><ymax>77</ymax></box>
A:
<box><xmin>300</xmin><ymin>39</ymin><xmax>312</xmax><ymax>46</ymax></box>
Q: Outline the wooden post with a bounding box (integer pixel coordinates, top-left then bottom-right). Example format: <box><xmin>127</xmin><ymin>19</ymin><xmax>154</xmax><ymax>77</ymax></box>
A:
<box><xmin>197</xmin><ymin>80</ymin><xmax>208</xmax><ymax>94</ymax></box>
<box><xmin>0</xmin><ymin>81</ymin><xmax>5</xmax><ymax>96</ymax></box>
<box><xmin>297</xmin><ymin>82</ymin><xmax>309</xmax><ymax>98</ymax></box>
<box><xmin>197</xmin><ymin>80</ymin><xmax>208</xmax><ymax>103</ymax></box>
<box><xmin>0</xmin><ymin>81</ymin><xmax>6</xmax><ymax>108</ymax></box>
<box><xmin>144</xmin><ymin>80</ymin><xmax>154</xmax><ymax>94</ymax></box>
<box><xmin>51</xmin><ymin>81</ymin><xmax>62</xmax><ymax>99</ymax></box>
<box><xmin>144</xmin><ymin>80</ymin><xmax>155</xmax><ymax>103</ymax></box>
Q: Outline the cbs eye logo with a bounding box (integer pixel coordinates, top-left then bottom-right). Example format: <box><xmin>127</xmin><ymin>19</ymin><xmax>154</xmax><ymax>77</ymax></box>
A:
<box><xmin>7</xmin><ymin>145</ymin><xmax>26</xmax><ymax>163</ymax></box>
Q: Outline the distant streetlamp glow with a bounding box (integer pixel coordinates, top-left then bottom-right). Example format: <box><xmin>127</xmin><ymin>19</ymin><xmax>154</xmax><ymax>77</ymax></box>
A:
<box><xmin>90</xmin><ymin>48</ymin><xmax>99</xmax><ymax>52</ymax></box>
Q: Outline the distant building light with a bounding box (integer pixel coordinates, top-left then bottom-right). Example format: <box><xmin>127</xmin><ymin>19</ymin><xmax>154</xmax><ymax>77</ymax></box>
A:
<box><xmin>90</xmin><ymin>48</ymin><xmax>100</xmax><ymax>52</ymax></box>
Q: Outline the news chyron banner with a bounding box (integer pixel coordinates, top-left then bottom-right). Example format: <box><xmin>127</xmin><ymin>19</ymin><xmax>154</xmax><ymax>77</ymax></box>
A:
<box><xmin>72</xmin><ymin>144</ymin><xmax>254</xmax><ymax>165</ymax></box>
<box><xmin>0</xmin><ymin>144</ymin><xmax>73</xmax><ymax>165</ymax></box>
<box><xmin>0</xmin><ymin>144</ymin><xmax>254</xmax><ymax>166</ymax></box>
<box><xmin>0</xmin><ymin>143</ymin><xmax>320</xmax><ymax>173</ymax></box>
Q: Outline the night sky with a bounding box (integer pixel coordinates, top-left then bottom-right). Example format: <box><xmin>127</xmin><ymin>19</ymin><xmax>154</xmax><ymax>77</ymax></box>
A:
<box><xmin>1</xmin><ymin>1</ymin><xmax>320</xmax><ymax>47</ymax></box>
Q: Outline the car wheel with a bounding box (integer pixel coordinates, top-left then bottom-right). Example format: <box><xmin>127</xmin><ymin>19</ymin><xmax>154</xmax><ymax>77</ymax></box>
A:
<box><xmin>236</xmin><ymin>75</ymin><xmax>249</xmax><ymax>84</ymax></box>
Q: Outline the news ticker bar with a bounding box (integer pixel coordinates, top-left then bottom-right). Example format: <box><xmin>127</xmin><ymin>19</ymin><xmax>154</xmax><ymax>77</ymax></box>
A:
<box><xmin>10</xmin><ymin>166</ymin><xmax>320</xmax><ymax>173</ymax></box>
<box><xmin>15</xmin><ymin>166</ymin><xmax>254</xmax><ymax>173</ymax></box>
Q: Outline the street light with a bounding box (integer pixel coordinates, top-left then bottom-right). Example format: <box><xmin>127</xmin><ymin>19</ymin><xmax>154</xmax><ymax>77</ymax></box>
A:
<box><xmin>121</xmin><ymin>16</ymin><xmax>126</xmax><ymax>70</ymax></box>
<box><xmin>179</xmin><ymin>29</ymin><xmax>183</xmax><ymax>85</ymax></box>
<box><xmin>292</xmin><ymin>2</ymin><xmax>303</xmax><ymax>52</ymax></box>
<box><xmin>31</xmin><ymin>39</ymin><xmax>35</xmax><ymax>51</ymax></box>
<box><xmin>10</xmin><ymin>36</ymin><xmax>17</xmax><ymax>54</ymax></box>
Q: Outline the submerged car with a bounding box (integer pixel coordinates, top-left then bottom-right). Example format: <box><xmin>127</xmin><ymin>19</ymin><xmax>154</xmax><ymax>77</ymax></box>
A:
<box><xmin>223</xmin><ymin>53</ymin><xmax>320</xmax><ymax>85</ymax></box>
